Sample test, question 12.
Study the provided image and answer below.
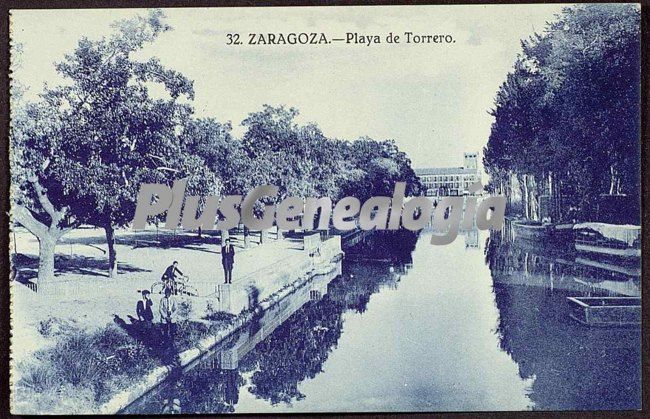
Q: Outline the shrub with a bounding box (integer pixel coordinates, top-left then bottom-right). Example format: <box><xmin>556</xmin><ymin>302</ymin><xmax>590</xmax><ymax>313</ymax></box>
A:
<box><xmin>37</xmin><ymin>317</ymin><xmax>76</xmax><ymax>337</ymax></box>
<box><xmin>16</xmin><ymin>323</ymin><xmax>167</xmax><ymax>412</ymax></box>
<box><xmin>92</xmin><ymin>324</ymin><xmax>133</xmax><ymax>352</ymax></box>
<box><xmin>16</xmin><ymin>362</ymin><xmax>58</xmax><ymax>393</ymax></box>
<box><xmin>175</xmin><ymin>320</ymin><xmax>211</xmax><ymax>351</ymax></box>
<box><xmin>111</xmin><ymin>340</ymin><xmax>158</xmax><ymax>375</ymax></box>
<box><xmin>50</xmin><ymin>331</ymin><xmax>105</xmax><ymax>386</ymax></box>
<box><xmin>12</xmin><ymin>382</ymin><xmax>96</xmax><ymax>415</ymax></box>
<box><xmin>204</xmin><ymin>310</ymin><xmax>236</xmax><ymax>322</ymax></box>
<box><xmin>177</xmin><ymin>300</ymin><xmax>192</xmax><ymax>319</ymax></box>
<box><xmin>203</xmin><ymin>301</ymin><xmax>236</xmax><ymax>323</ymax></box>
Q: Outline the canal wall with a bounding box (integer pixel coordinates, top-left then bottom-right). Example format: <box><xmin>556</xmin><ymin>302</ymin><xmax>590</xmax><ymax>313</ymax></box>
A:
<box><xmin>214</xmin><ymin>235</ymin><xmax>342</xmax><ymax>314</ymax></box>
<box><xmin>98</xmin><ymin>235</ymin><xmax>343</xmax><ymax>414</ymax></box>
<box><xmin>182</xmin><ymin>263</ymin><xmax>341</xmax><ymax>378</ymax></box>
<box><xmin>340</xmin><ymin>227</ymin><xmax>373</xmax><ymax>250</ymax></box>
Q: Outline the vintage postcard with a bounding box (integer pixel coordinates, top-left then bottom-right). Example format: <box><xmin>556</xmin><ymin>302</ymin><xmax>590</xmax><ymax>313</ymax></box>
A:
<box><xmin>8</xmin><ymin>3</ymin><xmax>642</xmax><ymax>414</ymax></box>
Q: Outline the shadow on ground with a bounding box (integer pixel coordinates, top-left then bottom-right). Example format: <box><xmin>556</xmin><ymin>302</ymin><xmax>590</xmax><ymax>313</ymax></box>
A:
<box><xmin>113</xmin><ymin>315</ymin><xmax>182</xmax><ymax>367</ymax></box>
<box><xmin>56</xmin><ymin>227</ymin><xmax>286</xmax><ymax>252</ymax></box>
<box><xmin>12</xmin><ymin>253</ymin><xmax>151</xmax><ymax>282</ymax></box>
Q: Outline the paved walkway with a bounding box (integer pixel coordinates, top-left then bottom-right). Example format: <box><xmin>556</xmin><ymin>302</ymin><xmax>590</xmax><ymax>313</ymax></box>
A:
<box><xmin>10</xmin><ymin>226</ymin><xmax>312</xmax><ymax>365</ymax></box>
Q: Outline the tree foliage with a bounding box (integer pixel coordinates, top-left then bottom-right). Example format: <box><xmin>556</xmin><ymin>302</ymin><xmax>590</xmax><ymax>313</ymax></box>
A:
<box><xmin>240</xmin><ymin>105</ymin><xmax>421</xmax><ymax>203</ymax></box>
<box><xmin>11</xmin><ymin>10</ymin><xmax>422</xmax><ymax>284</ymax></box>
<box><xmin>483</xmin><ymin>4</ymin><xmax>640</xmax><ymax>222</ymax></box>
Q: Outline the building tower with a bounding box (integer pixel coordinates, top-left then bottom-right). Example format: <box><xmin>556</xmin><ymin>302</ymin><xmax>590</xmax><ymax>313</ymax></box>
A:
<box><xmin>464</xmin><ymin>152</ymin><xmax>478</xmax><ymax>171</ymax></box>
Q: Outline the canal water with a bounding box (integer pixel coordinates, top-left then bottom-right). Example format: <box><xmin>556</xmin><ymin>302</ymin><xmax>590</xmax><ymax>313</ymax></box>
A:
<box><xmin>125</xmin><ymin>225</ymin><xmax>641</xmax><ymax>413</ymax></box>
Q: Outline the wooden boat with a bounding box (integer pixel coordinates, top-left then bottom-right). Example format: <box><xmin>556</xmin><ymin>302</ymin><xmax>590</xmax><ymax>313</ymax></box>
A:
<box><xmin>574</xmin><ymin>257</ymin><xmax>641</xmax><ymax>278</ymax></box>
<box><xmin>567</xmin><ymin>296</ymin><xmax>640</xmax><ymax>326</ymax></box>
<box><xmin>573</xmin><ymin>223</ymin><xmax>641</xmax><ymax>259</ymax></box>
<box><xmin>512</xmin><ymin>220</ymin><xmax>550</xmax><ymax>240</ymax></box>
<box><xmin>575</xmin><ymin>242</ymin><xmax>641</xmax><ymax>258</ymax></box>
<box><xmin>512</xmin><ymin>220</ymin><xmax>574</xmax><ymax>243</ymax></box>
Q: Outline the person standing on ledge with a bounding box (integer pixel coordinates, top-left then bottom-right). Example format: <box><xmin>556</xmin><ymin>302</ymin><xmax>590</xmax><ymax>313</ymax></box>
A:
<box><xmin>221</xmin><ymin>237</ymin><xmax>235</xmax><ymax>284</ymax></box>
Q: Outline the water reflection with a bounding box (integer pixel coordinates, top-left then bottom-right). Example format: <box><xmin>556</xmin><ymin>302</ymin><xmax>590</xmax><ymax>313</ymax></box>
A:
<box><xmin>488</xmin><ymin>221</ymin><xmax>641</xmax><ymax>410</ymax></box>
<box><xmin>486</xmin><ymin>223</ymin><xmax>641</xmax><ymax>297</ymax></box>
<box><xmin>125</xmin><ymin>226</ymin><xmax>640</xmax><ymax>413</ymax></box>
<box><xmin>343</xmin><ymin>229</ymin><xmax>417</xmax><ymax>265</ymax></box>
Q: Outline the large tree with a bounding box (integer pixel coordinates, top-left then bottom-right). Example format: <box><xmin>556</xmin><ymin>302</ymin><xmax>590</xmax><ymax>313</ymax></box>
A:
<box><xmin>343</xmin><ymin>137</ymin><xmax>422</xmax><ymax>201</ymax></box>
<box><xmin>240</xmin><ymin>105</ymin><xmax>421</xmax><ymax>203</ymax></box>
<box><xmin>11</xmin><ymin>38</ymin><xmax>83</xmax><ymax>284</ymax></box>
<box><xmin>483</xmin><ymin>4</ymin><xmax>640</xmax><ymax>222</ymax></box>
<box><xmin>11</xmin><ymin>10</ymin><xmax>216</xmax><ymax>281</ymax></box>
<box><xmin>236</xmin><ymin>105</ymin><xmax>422</xmax><ymax>239</ymax></box>
<box><xmin>51</xmin><ymin>10</ymin><xmax>203</xmax><ymax>278</ymax></box>
<box><xmin>11</xmin><ymin>101</ymin><xmax>79</xmax><ymax>284</ymax></box>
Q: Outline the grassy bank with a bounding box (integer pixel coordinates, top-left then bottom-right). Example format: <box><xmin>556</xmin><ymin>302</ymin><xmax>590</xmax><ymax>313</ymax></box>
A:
<box><xmin>12</xmin><ymin>301</ymin><xmax>236</xmax><ymax>414</ymax></box>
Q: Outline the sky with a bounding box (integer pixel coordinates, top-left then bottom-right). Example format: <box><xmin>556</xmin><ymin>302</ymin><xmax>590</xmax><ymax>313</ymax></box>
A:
<box><xmin>10</xmin><ymin>4</ymin><xmax>567</xmax><ymax>169</ymax></box>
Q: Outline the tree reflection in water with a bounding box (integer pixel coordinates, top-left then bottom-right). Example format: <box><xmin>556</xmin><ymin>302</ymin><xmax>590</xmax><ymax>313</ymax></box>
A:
<box><xmin>124</xmin><ymin>226</ymin><xmax>640</xmax><ymax>413</ymax></box>
<box><xmin>124</xmin><ymin>231</ymin><xmax>418</xmax><ymax>414</ymax></box>
<box><xmin>246</xmin><ymin>296</ymin><xmax>343</xmax><ymax>404</ymax></box>
<box><xmin>486</xmin><ymin>224</ymin><xmax>641</xmax><ymax>410</ymax></box>
<box><xmin>246</xmin><ymin>252</ymin><xmax>414</xmax><ymax>405</ymax></box>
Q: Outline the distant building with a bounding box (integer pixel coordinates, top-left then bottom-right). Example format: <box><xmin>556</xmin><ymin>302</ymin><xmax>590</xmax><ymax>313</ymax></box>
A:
<box><xmin>415</xmin><ymin>152</ymin><xmax>480</xmax><ymax>197</ymax></box>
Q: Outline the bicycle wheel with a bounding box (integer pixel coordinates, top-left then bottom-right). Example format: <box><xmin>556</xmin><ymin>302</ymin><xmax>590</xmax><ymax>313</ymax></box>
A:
<box><xmin>151</xmin><ymin>281</ymin><xmax>166</xmax><ymax>294</ymax></box>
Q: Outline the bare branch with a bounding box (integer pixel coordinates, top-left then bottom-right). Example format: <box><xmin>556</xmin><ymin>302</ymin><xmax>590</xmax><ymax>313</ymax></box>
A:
<box><xmin>155</xmin><ymin>166</ymin><xmax>180</xmax><ymax>173</ymax></box>
<box><xmin>146</xmin><ymin>153</ymin><xmax>166</xmax><ymax>162</ymax></box>
<box><xmin>12</xmin><ymin>204</ymin><xmax>48</xmax><ymax>239</ymax></box>
<box><xmin>29</xmin><ymin>177</ymin><xmax>58</xmax><ymax>219</ymax></box>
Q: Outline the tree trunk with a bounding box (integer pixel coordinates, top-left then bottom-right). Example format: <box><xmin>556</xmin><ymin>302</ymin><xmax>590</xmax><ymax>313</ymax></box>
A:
<box><xmin>608</xmin><ymin>164</ymin><xmax>622</xmax><ymax>195</ymax></box>
<box><xmin>13</xmin><ymin>205</ymin><xmax>66</xmax><ymax>286</ymax></box>
<box><xmin>12</xmin><ymin>178</ymin><xmax>76</xmax><ymax>287</ymax></box>
<box><xmin>221</xmin><ymin>229</ymin><xmax>230</xmax><ymax>245</ymax></box>
<box><xmin>522</xmin><ymin>174</ymin><xmax>530</xmax><ymax>219</ymax></box>
<box><xmin>37</xmin><ymin>236</ymin><xmax>57</xmax><ymax>284</ymax></box>
<box><xmin>555</xmin><ymin>179</ymin><xmax>560</xmax><ymax>221</ymax></box>
<box><xmin>507</xmin><ymin>173</ymin><xmax>511</xmax><ymax>197</ymax></box>
<box><xmin>529</xmin><ymin>176</ymin><xmax>539</xmax><ymax>221</ymax></box>
<box><xmin>197</xmin><ymin>226</ymin><xmax>202</xmax><ymax>238</ymax></box>
<box><xmin>243</xmin><ymin>226</ymin><xmax>250</xmax><ymax>248</ymax></box>
<box><xmin>504</xmin><ymin>173</ymin><xmax>512</xmax><ymax>208</ymax></box>
<box><xmin>105</xmin><ymin>224</ymin><xmax>118</xmax><ymax>278</ymax></box>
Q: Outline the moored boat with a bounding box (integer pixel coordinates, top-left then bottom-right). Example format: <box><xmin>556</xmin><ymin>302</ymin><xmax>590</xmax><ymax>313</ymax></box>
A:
<box><xmin>573</xmin><ymin>223</ymin><xmax>641</xmax><ymax>259</ymax></box>
<box><xmin>512</xmin><ymin>220</ymin><xmax>550</xmax><ymax>240</ymax></box>
<box><xmin>567</xmin><ymin>296</ymin><xmax>640</xmax><ymax>326</ymax></box>
<box><xmin>512</xmin><ymin>220</ymin><xmax>574</xmax><ymax>243</ymax></box>
<box><xmin>574</xmin><ymin>257</ymin><xmax>641</xmax><ymax>278</ymax></box>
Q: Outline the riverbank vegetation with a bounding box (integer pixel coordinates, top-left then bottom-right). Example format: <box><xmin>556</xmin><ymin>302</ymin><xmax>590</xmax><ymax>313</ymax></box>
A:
<box><xmin>483</xmin><ymin>4</ymin><xmax>640</xmax><ymax>223</ymax></box>
<box><xmin>10</xmin><ymin>9</ymin><xmax>421</xmax><ymax>287</ymax></box>
<box><xmin>13</xmin><ymin>300</ymin><xmax>235</xmax><ymax>414</ymax></box>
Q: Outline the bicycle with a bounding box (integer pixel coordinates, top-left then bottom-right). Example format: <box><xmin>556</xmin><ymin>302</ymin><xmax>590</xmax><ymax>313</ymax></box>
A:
<box><xmin>151</xmin><ymin>275</ymin><xmax>199</xmax><ymax>297</ymax></box>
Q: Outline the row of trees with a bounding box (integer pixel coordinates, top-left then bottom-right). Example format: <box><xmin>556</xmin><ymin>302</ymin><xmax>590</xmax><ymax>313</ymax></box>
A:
<box><xmin>11</xmin><ymin>10</ymin><xmax>421</xmax><ymax>284</ymax></box>
<box><xmin>483</xmin><ymin>4</ymin><xmax>640</xmax><ymax>222</ymax></box>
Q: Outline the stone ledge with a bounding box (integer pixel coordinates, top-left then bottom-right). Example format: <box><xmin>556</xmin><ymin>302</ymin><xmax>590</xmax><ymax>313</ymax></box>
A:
<box><xmin>98</xmin><ymin>250</ymin><xmax>343</xmax><ymax>415</ymax></box>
